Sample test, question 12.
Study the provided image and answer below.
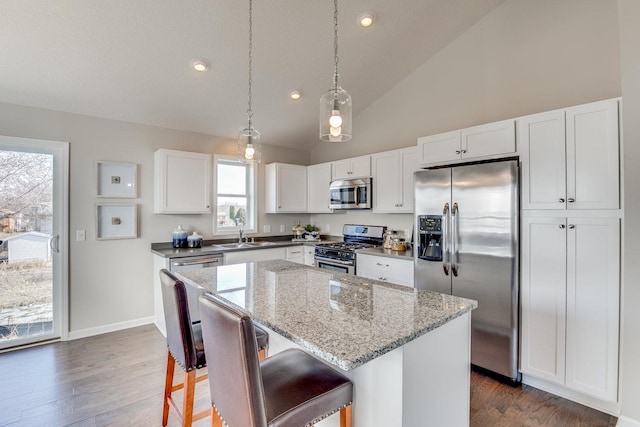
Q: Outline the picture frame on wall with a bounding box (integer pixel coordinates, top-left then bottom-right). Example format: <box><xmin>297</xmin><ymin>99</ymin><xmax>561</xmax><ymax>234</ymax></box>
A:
<box><xmin>96</xmin><ymin>203</ymin><xmax>138</xmax><ymax>240</ymax></box>
<box><xmin>96</xmin><ymin>161</ymin><xmax>137</xmax><ymax>198</ymax></box>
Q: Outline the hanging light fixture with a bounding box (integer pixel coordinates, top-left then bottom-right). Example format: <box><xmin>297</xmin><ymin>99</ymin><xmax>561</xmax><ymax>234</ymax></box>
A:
<box><xmin>319</xmin><ymin>0</ymin><xmax>352</xmax><ymax>142</ymax></box>
<box><xmin>238</xmin><ymin>0</ymin><xmax>261</xmax><ymax>163</ymax></box>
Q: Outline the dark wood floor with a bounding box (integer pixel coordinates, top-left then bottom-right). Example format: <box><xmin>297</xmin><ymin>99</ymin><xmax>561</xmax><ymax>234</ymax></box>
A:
<box><xmin>0</xmin><ymin>325</ymin><xmax>618</xmax><ymax>426</ymax></box>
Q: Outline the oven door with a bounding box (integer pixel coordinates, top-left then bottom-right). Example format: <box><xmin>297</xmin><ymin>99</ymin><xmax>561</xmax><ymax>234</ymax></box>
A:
<box><xmin>315</xmin><ymin>257</ymin><xmax>355</xmax><ymax>275</ymax></box>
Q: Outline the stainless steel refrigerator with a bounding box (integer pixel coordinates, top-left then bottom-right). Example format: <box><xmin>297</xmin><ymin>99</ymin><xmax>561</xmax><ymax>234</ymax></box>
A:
<box><xmin>414</xmin><ymin>160</ymin><xmax>520</xmax><ymax>381</ymax></box>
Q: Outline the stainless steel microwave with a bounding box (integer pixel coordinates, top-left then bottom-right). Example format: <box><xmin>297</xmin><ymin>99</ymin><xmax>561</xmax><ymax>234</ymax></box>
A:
<box><xmin>329</xmin><ymin>178</ymin><xmax>372</xmax><ymax>209</ymax></box>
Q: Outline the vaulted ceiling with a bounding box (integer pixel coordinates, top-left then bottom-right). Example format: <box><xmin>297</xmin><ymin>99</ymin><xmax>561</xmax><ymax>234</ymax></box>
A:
<box><xmin>0</xmin><ymin>0</ymin><xmax>505</xmax><ymax>152</ymax></box>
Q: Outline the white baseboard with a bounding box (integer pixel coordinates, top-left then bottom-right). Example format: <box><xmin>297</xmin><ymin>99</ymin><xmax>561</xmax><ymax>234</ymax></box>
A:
<box><xmin>67</xmin><ymin>316</ymin><xmax>155</xmax><ymax>340</ymax></box>
<box><xmin>617</xmin><ymin>416</ymin><xmax>640</xmax><ymax>427</ymax></box>
<box><xmin>521</xmin><ymin>374</ymin><xmax>621</xmax><ymax>416</ymax></box>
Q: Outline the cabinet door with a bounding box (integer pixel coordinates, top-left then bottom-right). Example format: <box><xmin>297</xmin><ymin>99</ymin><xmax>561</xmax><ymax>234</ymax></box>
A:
<box><xmin>520</xmin><ymin>217</ymin><xmax>567</xmax><ymax>384</ymax></box>
<box><xmin>372</xmin><ymin>151</ymin><xmax>401</xmax><ymax>213</ymax></box>
<box><xmin>400</xmin><ymin>147</ymin><xmax>418</xmax><ymax>212</ymax></box>
<box><xmin>355</xmin><ymin>254</ymin><xmax>382</xmax><ymax>281</ymax></box>
<box><xmin>307</xmin><ymin>163</ymin><xmax>333</xmax><ymax>213</ymax></box>
<box><xmin>417</xmin><ymin>130</ymin><xmax>461</xmax><ymax>166</ymax></box>
<box><xmin>350</xmin><ymin>155</ymin><xmax>371</xmax><ymax>178</ymax></box>
<box><xmin>277</xmin><ymin>164</ymin><xmax>307</xmax><ymax>212</ymax></box>
<box><xmin>461</xmin><ymin>119</ymin><xmax>516</xmax><ymax>160</ymax></box>
<box><xmin>284</xmin><ymin>246</ymin><xmax>305</xmax><ymax>265</ymax></box>
<box><xmin>566</xmin><ymin>99</ymin><xmax>619</xmax><ymax>210</ymax></box>
<box><xmin>331</xmin><ymin>159</ymin><xmax>353</xmax><ymax>180</ymax></box>
<box><xmin>154</xmin><ymin>149</ymin><xmax>211</xmax><ymax>214</ymax></box>
<box><xmin>519</xmin><ymin>110</ymin><xmax>567</xmax><ymax>210</ymax></box>
<box><xmin>565</xmin><ymin>217</ymin><xmax>619</xmax><ymax>401</ymax></box>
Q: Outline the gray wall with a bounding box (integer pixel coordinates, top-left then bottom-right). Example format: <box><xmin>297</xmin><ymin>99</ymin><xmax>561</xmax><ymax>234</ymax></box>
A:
<box><xmin>618</xmin><ymin>0</ymin><xmax>640</xmax><ymax>423</ymax></box>
<box><xmin>0</xmin><ymin>102</ymin><xmax>309</xmax><ymax>333</ymax></box>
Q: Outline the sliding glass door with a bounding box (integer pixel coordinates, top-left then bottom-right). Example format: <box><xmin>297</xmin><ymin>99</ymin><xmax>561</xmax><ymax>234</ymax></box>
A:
<box><xmin>0</xmin><ymin>135</ymin><xmax>68</xmax><ymax>350</ymax></box>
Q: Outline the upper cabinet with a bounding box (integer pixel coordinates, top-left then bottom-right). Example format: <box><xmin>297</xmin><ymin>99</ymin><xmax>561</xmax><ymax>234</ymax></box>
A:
<box><xmin>307</xmin><ymin>162</ymin><xmax>333</xmax><ymax>213</ymax></box>
<box><xmin>519</xmin><ymin>99</ymin><xmax>619</xmax><ymax>210</ymax></box>
<box><xmin>372</xmin><ymin>147</ymin><xmax>418</xmax><ymax>213</ymax></box>
<box><xmin>265</xmin><ymin>163</ymin><xmax>307</xmax><ymax>213</ymax></box>
<box><xmin>331</xmin><ymin>155</ymin><xmax>371</xmax><ymax>180</ymax></box>
<box><xmin>154</xmin><ymin>149</ymin><xmax>211</xmax><ymax>214</ymax></box>
<box><xmin>418</xmin><ymin>119</ymin><xmax>515</xmax><ymax>167</ymax></box>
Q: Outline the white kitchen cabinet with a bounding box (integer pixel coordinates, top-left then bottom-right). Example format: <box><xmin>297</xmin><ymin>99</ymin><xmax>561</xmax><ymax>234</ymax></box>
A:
<box><xmin>372</xmin><ymin>147</ymin><xmax>418</xmax><ymax>213</ymax></box>
<box><xmin>520</xmin><ymin>216</ymin><xmax>619</xmax><ymax>402</ymax></box>
<box><xmin>285</xmin><ymin>245</ymin><xmax>315</xmax><ymax>266</ymax></box>
<box><xmin>154</xmin><ymin>149</ymin><xmax>211</xmax><ymax>214</ymax></box>
<box><xmin>417</xmin><ymin>119</ymin><xmax>515</xmax><ymax>167</ymax></box>
<box><xmin>519</xmin><ymin>99</ymin><xmax>619</xmax><ymax>210</ymax></box>
<box><xmin>331</xmin><ymin>155</ymin><xmax>371</xmax><ymax>180</ymax></box>
<box><xmin>356</xmin><ymin>253</ymin><xmax>414</xmax><ymax>287</ymax></box>
<box><xmin>307</xmin><ymin>162</ymin><xmax>333</xmax><ymax>213</ymax></box>
<box><xmin>224</xmin><ymin>247</ymin><xmax>286</xmax><ymax>265</ymax></box>
<box><xmin>265</xmin><ymin>163</ymin><xmax>307</xmax><ymax>213</ymax></box>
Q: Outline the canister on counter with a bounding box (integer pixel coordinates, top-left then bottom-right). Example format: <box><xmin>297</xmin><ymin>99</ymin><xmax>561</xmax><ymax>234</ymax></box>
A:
<box><xmin>172</xmin><ymin>224</ymin><xmax>188</xmax><ymax>248</ymax></box>
<box><xmin>187</xmin><ymin>232</ymin><xmax>203</xmax><ymax>248</ymax></box>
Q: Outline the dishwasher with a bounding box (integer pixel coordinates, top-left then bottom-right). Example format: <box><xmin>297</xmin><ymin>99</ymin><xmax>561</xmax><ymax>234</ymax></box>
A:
<box><xmin>169</xmin><ymin>253</ymin><xmax>224</xmax><ymax>324</ymax></box>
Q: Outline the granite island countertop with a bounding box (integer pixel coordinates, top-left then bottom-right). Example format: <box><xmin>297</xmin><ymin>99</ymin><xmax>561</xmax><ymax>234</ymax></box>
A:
<box><xmin>176</xmin><ymin>259</ymin><xmax>477</xmax><ymax>371</ymax></box>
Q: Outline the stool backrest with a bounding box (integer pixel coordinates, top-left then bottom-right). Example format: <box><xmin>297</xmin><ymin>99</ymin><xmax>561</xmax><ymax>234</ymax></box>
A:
<box><xmin>199</xmin><ymin>292</ymin><xmax>268</xmax><ymax>427</ymax></box>
<box><xmin>159</xmin><ymin>269</ymin><xmax>197</xmax><ymax>371</ymax></box>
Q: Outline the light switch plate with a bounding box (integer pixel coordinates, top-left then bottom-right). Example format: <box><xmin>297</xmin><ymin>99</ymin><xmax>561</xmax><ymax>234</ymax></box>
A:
<box><xmin>263</xmin><ymin>224</ymin><xmax>271</xmax><ymax>233</ymax></box>
<box><xmin>76</xmin><ymin>230</ymin><xmax>86</xmax><ymax>241</ymax></box>
<box><xmin>279</xmin><ymin>224</ymin><xmax>285</xmax><ymax>233</ymax></box>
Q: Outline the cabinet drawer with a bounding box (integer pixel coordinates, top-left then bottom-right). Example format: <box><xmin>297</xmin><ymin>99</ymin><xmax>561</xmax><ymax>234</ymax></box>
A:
<box><xmin>357</xmin><ymin>254</ymin><xmax>414</xmax><ymax>287</ymax></box>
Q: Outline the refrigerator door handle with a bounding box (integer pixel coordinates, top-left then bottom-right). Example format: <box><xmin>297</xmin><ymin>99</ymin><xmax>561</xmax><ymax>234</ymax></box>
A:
<box><xmin>442</xmin><ymin>202</ymin><xmax>450</xmax><ymax>276</ymax></box>
<box><xmin>451</xmin><ymin>202</ymin><xmax>459</xmax><ymax>277</ymax></box>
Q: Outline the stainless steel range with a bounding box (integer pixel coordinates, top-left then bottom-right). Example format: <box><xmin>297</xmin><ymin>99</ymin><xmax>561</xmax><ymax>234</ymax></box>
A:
<box><xmin>314</xmin><ymin>224</ymin><xmax>386</xmax><ymax>275</ymax></box>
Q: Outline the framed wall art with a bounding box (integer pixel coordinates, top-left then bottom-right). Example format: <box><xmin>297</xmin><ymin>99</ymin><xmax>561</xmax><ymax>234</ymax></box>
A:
<box><xmin>96</xmin><ymin>161</ymin><xmax>137</xmax><ymax>198</ymax></box>
<box><xmin>96</xmin><ymin>203</ymin><xmax>138</xmax><ymax>240</ymax></box>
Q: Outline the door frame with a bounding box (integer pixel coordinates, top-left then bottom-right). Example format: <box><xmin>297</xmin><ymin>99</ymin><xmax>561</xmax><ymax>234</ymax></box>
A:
<box><xmin>0</xmin><ymin>135</ymin><xmax>69</xmax><ymax>345</ymax></box>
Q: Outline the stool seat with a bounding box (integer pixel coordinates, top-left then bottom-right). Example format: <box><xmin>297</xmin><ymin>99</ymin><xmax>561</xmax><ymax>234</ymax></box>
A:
<box><xmin>262</xmin><ymin>349</ymin><xmax>352</xmax><ymax>427</ymax></box>
<box><xmin>198</xmin><ymin>292</ymin><xmax>353</xmax><ymax>427</ymax></box>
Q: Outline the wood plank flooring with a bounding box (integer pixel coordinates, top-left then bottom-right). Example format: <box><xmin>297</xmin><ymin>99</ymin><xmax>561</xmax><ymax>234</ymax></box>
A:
<box><xmin>0</xmin><ymin>325</ymin><xmax>618</xmax><ymax>426</ymax></box>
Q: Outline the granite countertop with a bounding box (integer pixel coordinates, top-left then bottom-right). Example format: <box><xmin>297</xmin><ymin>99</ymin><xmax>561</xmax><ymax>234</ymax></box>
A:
<box><xmin>356</xmin><ymin>246</ymin><xmax>414</xmax><ymax>260</ymax></box>
<box><xmin>176</xmin><ymin>260</ymin><xmax>477</xmax><ymax>371</ymax></box>
<box><xmin>151</xmin><ymin>239</ymin><xmax>320</xmax><ymax>259</ymax></box>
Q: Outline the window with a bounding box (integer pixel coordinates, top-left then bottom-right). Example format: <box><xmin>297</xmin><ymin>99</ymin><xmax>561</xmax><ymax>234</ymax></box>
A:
<box><xmin>214</xmin><ymin>155</ymin><xmax>256</xmax><ymax>235</ymax></box>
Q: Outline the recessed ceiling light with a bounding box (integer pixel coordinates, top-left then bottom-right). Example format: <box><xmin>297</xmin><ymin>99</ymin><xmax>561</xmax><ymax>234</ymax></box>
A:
<box><xmin>358</xmin><ymin>12</ymin><xmax>375</xmax><ymax>28</ymax></box>
<box><xmin>289</xmin><ymin>90</ymin><xmax>302</xmax><ymax>100</ymax></box>
<box><xmin>190</xmin><ymin>58</ymin><xmax>209</xmax><ymax>72</ymax></box>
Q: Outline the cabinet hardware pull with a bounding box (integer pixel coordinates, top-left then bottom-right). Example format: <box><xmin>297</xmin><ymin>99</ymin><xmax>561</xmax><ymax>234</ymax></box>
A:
<box><xmin>559</xmin><ymin>198</ymin><xmax>565</xmax><ymax>203</ymax></box>
<box><xmin>559</xmin><ymin>224</ymin><xmax>566</xmax><ymax>229</ymax></box>
<box><xmin>455</xmin><ymin>150</ymin><xmax>461</xmax><ymax>155</ymax></box>
<box><xmin>568</xmin><ymin>198</ymin><xmax>575</xmax><ymax>203</ymax></box>
<box><xmin>461</xmin><ymin>149</ymin><xmax>467</xmax><ymax>154</ymax></box>
<box><xmin>568</xmin><ymin>224</ymin><xmax>575</xmax><ymax>229</ymax></box>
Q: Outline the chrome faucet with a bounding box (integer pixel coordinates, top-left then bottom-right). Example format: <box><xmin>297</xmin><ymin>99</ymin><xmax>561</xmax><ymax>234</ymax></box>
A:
<box><xmin>238</xmin><ymin>228</ymin><xmax>244</xmax><ymax>243</ymax></box>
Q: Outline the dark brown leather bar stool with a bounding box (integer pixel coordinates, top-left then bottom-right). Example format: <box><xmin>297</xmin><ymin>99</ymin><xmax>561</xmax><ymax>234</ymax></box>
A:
<box><xmin>198</xmin><ymin>292</ymin><xmax>353</xmax><ymax>427</ymax></box>
<box><xmin>159</xmin><ymin>269</ymin><xmax>269</xmax><ymax>427</ymax></box>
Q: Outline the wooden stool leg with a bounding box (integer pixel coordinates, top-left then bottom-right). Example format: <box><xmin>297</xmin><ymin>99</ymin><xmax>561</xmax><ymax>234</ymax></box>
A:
<box><xmin>340</xmin><ymin>404</ymin><xmax>352</xmax><ymax>427</ymax></box>
<box><xmin>258</xmin><ymin>348</ymin><xmax>267</xmax><ymax>361</ymax></box>
<box><xmin>211</xmin><ymin>407</ymin><xmax>223</xmax><ymax>427</ymax></box>
<box><xmin>162</xmin><ymin>351</ymin><xmax>176</xmax><ymax>426</ymax></box>
<box><xmin>182</xmin><ymin>370</ymin><xmax>197</xmax><ymax>427</ymax></box>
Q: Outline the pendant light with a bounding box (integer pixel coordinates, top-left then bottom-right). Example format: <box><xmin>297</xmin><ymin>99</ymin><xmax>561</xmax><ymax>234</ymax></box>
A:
<box><xmin>319</xmin><ymin>0</ymin><xmax>352</xmax><ymax>143</ymax></box>
<box><xmin>238</xmin><ymin>0</ymin><xmax>261</xmax><ymax>163</ymax></box>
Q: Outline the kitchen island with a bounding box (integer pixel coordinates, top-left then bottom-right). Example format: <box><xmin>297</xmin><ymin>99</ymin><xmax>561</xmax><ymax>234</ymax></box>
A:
<box><xmin>177</xmin><ymin>260</ymin><xmax>477</xmax><ymax>427</ymax></box>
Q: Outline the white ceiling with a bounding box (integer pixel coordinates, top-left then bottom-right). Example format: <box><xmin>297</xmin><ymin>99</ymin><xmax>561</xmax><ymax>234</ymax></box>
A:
<box><xmin>0</xmin><ymin>0</ymin><xmax>505</xmax><ymax>152</ymax></box>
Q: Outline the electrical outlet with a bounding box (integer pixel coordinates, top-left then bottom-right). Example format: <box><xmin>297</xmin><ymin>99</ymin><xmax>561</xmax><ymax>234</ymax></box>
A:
<box><xmin>325</xmin><ymin>224</ymin><xmax>330</xmax><ymax>233</ymax></box>
<box><xmin>76</xmin><ymin>230</ymin><xmax>86</xmax><ymax>241</ymax></box>
<box><xmin>280</xmin><ymin>224</ymin><xmax>285</xmax><ymax>233</ymax></box>
<box><xmin>263</xmin><ymin>224</ymin><xmax>271</xmax><ymax>233</ymax></box>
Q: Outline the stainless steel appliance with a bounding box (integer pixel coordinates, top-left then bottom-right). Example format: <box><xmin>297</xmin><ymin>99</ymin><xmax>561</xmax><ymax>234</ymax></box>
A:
<box><xmin>329</xmin><ymin>178</ymin><xmax>372</xmax><ymax>209</ymax></box>
<box><xmin>414</xmin><ymin>160</ymin><xmax>520</xmax><ymax>382</ymax></box>
<box><xmin>315</xmin><ymin>224</ymin><xmax>385</xmax><ymax>274</ymax></box>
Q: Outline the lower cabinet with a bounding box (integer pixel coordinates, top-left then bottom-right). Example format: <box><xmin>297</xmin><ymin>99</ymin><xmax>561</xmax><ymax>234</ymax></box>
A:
<box><xmin>284</xmin><ymin>245</ymin><xmax>315</xmax><ymax>266</ymax></box>
<box><xmin>520</xmin><ymin>216</ymin><xmax>620</xmax><ymax>402</ymax></box>
<box><xmin>356</xmin><ymin>253</ymin><xmax>414</xmax><ymax>287</ymax></box>
<box><xmin>224</xmin><ymin>247</ymin><xmax>286</xmax><ymax>265</ymax></box>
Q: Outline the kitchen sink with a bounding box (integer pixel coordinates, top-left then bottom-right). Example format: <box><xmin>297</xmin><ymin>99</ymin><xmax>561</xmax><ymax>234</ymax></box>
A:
<box><xmin>212</xmin><ymin>241</ymin><xmax>278</xmax><ymax>249</ymax></box>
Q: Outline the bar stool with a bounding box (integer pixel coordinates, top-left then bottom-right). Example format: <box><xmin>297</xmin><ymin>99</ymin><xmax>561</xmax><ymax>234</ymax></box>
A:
<box><xmin>159</xmin><ymin>269</ymin><xmax>269</xmax><ymax>427</ymax></box>
<box><xmin>198</xmin><ymin>292</ymin><xmax>353</xmax><ymax>427</ymax></box>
